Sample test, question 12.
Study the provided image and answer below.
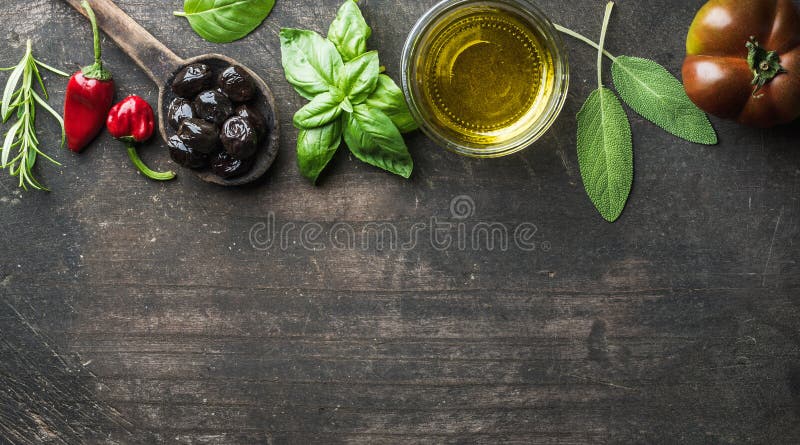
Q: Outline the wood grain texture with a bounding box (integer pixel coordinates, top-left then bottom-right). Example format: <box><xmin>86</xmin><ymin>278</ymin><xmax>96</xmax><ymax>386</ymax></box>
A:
<box><xmin>1</xmin><ymin>0</ymin><xmax>799</xmax><ymax>444</ymax></box>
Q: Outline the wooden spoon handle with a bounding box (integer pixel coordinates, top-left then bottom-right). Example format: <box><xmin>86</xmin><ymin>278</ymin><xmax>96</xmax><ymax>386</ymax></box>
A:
<box><xmin>62</xmin><ymin>0</ymin><xmax>185</xmax><ymax>85</ymax></box>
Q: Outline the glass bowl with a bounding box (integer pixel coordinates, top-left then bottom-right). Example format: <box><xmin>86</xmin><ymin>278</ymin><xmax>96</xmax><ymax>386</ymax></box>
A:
<box><xmin>401</xmin><ymin>0</ymin><xmax>569</xmax><ymax>158</ymax></box>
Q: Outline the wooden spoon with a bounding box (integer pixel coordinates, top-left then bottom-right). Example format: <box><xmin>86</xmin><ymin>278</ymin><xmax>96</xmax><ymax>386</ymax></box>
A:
<box><xmin>62</xmin><ymin>0</ymin><xmax>280</xmax><ymax>186</ymax></box>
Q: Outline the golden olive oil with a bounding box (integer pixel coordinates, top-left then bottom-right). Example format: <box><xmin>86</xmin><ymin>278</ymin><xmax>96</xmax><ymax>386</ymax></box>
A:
<box><xmin>417</xmin><ymin>6</ymin><xmax>555</xmax><ymax>146</ymax></box>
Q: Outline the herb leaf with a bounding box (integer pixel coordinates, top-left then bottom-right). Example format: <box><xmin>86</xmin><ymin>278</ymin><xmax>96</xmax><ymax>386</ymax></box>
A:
<box><xmin>576</xmin><ymin>2</ymin><xmax>632</xmax><ymax>223</ymax></box>
<box><xmin>280</xmin><ymin>29</ymin><xmax>344</xmax><ymax>100</ymax></box>
<box><xmin>611</xmin><ymin>56</ymin><xmax>717</xmax><ymax>145</ymax></box>
<box><xmin>577</xmin><ymin>87</ymin><xmax>633</xmax><ymax>222</ymax></box>
<box><xmin>338</xmin><ymin>51</ymin><xmax>380</xmax><ymax>104</ymax></box>
<box><xmin>328</xmin><ymin>0</ymin><xmax>371</xmax><ymax>62</ymax></box>
<box><xmin>297</xmin><ymin>119</ymin><xmax>343</xmax><ymax>184</ymax></box>
<box><xmin>1</xmin><ymin>61</ymin><xmax>25</xmax><ymax>121</ymax></box>
<box><xmin>343</xmin><ymin>104</ymin><xmax>413</xmax><ymax>178</ymax></box>
<box><xmin>2</xmin><ymin>120</ymin><xmax>22</xmax><ymax>167</ymax></box>
<box><xmin>174</xmin><ymin>0</ymin><xmax>275</xmax><ymax>44</ymax></box>
<box><xmin>293</xmin><ymin>92</ymin><xmax>343</xmax><ymax>129</ymax></box>
<box><xmin>365</xmin><ymin>74</ymin><xmax>418</xmax><ymax>133</ymax></box>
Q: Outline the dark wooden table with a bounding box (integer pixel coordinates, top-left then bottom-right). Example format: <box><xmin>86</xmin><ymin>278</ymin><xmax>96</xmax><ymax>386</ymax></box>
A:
<box><xmin>2</xmin><ymin>0</ymin><xmax>799</xmax><ymax>443</ymax></box>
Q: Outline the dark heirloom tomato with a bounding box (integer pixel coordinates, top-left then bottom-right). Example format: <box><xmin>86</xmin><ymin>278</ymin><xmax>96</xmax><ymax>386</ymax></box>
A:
<box><xmin>683</xmin><ymin>0</ymin><xmax>800</xmax><ymax>127</ymax></box>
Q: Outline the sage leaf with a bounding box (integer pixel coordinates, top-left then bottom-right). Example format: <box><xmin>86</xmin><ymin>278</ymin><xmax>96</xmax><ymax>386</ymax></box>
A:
<box><xmin>338</xmin><ymin>51</ymin><xmax>380</xmax><ymax>105</ymax></box>
<box><xmin>365</xmin><ymin>74</ymin><xmax>418</xmax><ymax>133</ymax></box>
<box><xmin>293</xmin><ymin>92</ymin><xmax>343</xmax><ymax>129</ymax></box>
<box><xmin>577</xmin><ymin>87</ymin><xmax>633</xmax><ymax>222</ymax></box>
<box><xmin>611</xmin><ymin>56</ymin><xmax>717</xmax><ymax>145</ymax></box>
<box><xmin>328</xmin><ymin>0</ymin><xmax>371</xmax><ymax>62</ymax></box>
<box><xmin>175</xmin><ymin>0</ymin><xmax>275</xmax><ymax>44</ymax></box>
<box><xmin>344</xmin><ymin>104</ymin><xmax>413</xmax><ymax>178</ymax></box>
<box><xmin>297</xmin><ymin>119</ymin><xmax>343</xmax><ymax>184</ymax></box>
<box><xmin>280</xmin><ymin>29</ymin><xmax>344</xmax><ymax>100</ymax></box>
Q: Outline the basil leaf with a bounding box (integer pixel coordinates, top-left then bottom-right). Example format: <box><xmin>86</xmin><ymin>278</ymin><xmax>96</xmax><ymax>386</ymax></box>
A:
<box><xmin>340</xmin><ymin>97</ymin><xmax>353</xmax><ymax>113</ymax></box>
<box><xmin>327</xmin><ymin>0</ymin><xmax>371</xmax><ymax>62</ymax></box>
<box><xmin>280</xmin><ymin>29</ymin><xmax>344</xmax><ymax>100</ymax></box>
<box><xmin>175</xmin><ymin>0</ymin><xmax>275</xmax><ymax>44</ymax></box>
<box><xmin>338</xmin><ymin>51</ymin><xmax>380</xmax><ymax>105</ymax></box>
<box><xmin>293</xmin><ymin>92</ymin><xmax>343</xmax><ymax>129</ymax></box>
<box><xmin>365</xmin><ymin>74</ymin><xmax>418</xmax><ymax>133</ymax></box>
<box><xmin>297</xmin><ymin>119</ymin><xmax>343</xmax><ymax>184</ymax></box>
<box><xmin>343</xmin><ymin>104</ymin><xmax>413</xmax><ymax>178</ymax></box>
<box><xmin>577</xmin><ymin>87</ymin><xmax>633</xmax><ymax>223</ymax></box>
<box><xmin>611</xmin><ymin>56</ymin><xmax>717</xmax><ymax>145</ymax></box>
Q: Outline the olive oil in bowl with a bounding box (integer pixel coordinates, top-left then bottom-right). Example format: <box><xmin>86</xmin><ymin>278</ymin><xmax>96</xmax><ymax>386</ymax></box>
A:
<box><xmin>402</xmin><ymin>0</ymin><xmax>568</xmax><ymax>157</ymax></box>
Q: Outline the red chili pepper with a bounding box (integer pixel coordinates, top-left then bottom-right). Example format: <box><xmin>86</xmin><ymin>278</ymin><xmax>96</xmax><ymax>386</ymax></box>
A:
<box><xmin>64</xmin><ymin>1</ymin><xmax>115</xmax><ymax>153</ymax></box>
<box><xmin>107</xmin><ymin>96</ymin><xmax>175</xmax><ymax>181</ymax></box>
<box><xmin>107</xmin><ymin>95</ymin><xmax>155</xmax><ymax>143</ymax></box>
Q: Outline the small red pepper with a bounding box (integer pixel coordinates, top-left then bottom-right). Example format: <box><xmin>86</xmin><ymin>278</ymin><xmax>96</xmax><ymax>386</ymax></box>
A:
<box><xmin>64</xmin><ymin>1</ymin><xmax>115</xmax><ymax>152</ymax></box>
<box><xmin>107</xmin><ymin>96</ymin><xmax>176</xmax><ymax>181</ymax></box>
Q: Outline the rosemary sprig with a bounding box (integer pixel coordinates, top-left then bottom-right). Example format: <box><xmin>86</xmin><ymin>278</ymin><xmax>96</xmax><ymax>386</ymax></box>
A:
<box><xmin>1</xmin><ymin>39</ymin><xmax>68</xmax><ymax>191</ymax></box>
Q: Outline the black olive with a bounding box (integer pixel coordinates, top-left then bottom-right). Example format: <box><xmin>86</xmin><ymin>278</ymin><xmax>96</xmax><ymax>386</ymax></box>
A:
<box><xmin>167</xmin><ymin>98</ymin><xmax>195</xmax><ymax>130</ymax></box>
<box><xmin>168</xmin><ymin>135</ymin><xmax>209</xmax><ymax>169</ymax></box>
<box><xmin>221</xmin><ymin>116</ymin><xmax>258</xmax><ymax>159</ymax></box>
<box><xmin>177</xmin><ymin>118</ymin><xmax>220</xmax><ymax>154</ymax></box>
<box><xmin>193</xmin><ymin>90</ymin><xmax>234</xmax><ymax>126</ymax></box>
<box><xmin>211</xmin><ymin>151</ymin><xmax>254</xmax><ymax>179</ymax></box>
<box><xmin>234</xmin><ymin>105</ymin><xmax>268</xmax><ymax>140</ymax></box>
<box><xmin>171</xmin><ymin>63</ymin><xmax>213</xmax><ymax>98</ymax></box>
<box><xmin>218</xmin><ymin>66</ymin><xmax>256</xmax><ymax>102</ymax></box>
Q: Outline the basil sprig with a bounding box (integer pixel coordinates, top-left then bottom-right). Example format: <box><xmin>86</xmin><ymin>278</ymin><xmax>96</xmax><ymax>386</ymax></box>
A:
<box><xmin>280</xmin><ymin>0</ymin><xmax>417</xmax><ymax>183</ymax></box>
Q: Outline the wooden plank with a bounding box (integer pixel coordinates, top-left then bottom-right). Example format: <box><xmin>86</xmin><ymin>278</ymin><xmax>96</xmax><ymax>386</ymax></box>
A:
<box><xmin>1</xmin><ymin>0</ymin><xmax>799</xmax><ymax>443</ymax></box>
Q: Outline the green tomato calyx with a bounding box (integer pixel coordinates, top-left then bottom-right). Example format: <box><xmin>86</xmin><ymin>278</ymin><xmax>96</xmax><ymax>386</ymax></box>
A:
<box><xmin>747</xmin><ymin>36</ymin><xmax>786</xmax><ymax>97</ymax></box>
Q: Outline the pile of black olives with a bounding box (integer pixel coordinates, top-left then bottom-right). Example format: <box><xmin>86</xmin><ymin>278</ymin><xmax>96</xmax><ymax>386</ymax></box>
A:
<box><xmin>168</xmin><ymin>63</ymin><xmax>268</xmax><ymax>179</ymax></box>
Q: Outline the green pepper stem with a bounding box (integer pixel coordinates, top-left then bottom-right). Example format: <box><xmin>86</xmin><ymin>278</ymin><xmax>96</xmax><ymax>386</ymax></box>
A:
<box><xmin>83</xmin><ymin>1</ymin><xmax>101</xmax><ymax>65</ymax></box>
<box><xmin>554</xmin><ymin>24</ymin><xmax>617</xmax><ymax>62</ymax></box>
<box><xmin>126</xmin><ymin>145</ymin><xmax>176</xmax><ymax>181</ymax></box>
<box><xmin>80</xmin><ymin>1</ymin><xmax>112</xmax><ymax>81</ymax></box>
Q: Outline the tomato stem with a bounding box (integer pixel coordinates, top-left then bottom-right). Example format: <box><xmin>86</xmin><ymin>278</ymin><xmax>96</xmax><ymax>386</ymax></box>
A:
<box><xmin>746</xmin><ymin>36</ymin><xmax>786</xmax><ymax>96</ymax></box>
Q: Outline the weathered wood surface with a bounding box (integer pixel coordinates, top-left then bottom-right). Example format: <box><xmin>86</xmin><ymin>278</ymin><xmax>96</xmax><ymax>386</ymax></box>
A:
<box><xmin>1</xmin><ymin>0</ymin><xmax>799</xmax><ymax>443</ymax></box>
